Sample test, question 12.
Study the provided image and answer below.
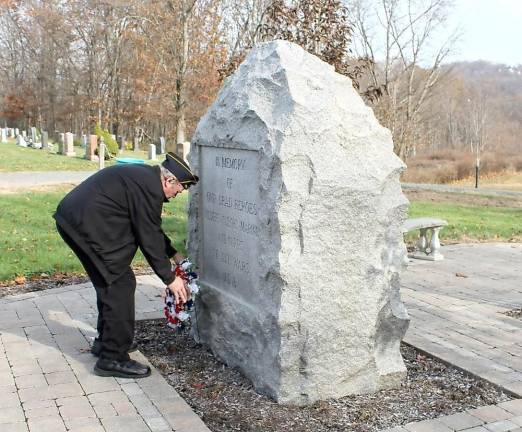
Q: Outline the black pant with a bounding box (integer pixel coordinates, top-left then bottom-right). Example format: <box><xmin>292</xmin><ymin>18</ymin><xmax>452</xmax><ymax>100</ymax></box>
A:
<box><xmin>56</xmin><ymin>223</ymin><xmax>136</xmax><ymax>361</ymax></box>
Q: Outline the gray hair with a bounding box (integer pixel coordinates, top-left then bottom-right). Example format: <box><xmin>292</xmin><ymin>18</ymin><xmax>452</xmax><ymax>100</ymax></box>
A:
<box><xmin>160</xmin><ymin>166</ymin><xmax>176</xmax><ymax>180</ymax></box>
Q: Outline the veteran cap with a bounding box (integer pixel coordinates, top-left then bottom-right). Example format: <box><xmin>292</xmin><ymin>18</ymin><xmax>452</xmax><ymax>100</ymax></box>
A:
<box><xmin>162</xmin><ymin>152</ymin><xmax>199</xmax><ymax>189</ymax></box>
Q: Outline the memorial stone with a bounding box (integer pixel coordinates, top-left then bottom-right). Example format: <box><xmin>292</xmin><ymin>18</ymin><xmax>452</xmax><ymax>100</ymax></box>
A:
<box><xmin>21</xmin><ymin>130</ymin><xmax>27</xmax><ymax>138</ymax></box>
<box><xmin>148</xmin><ymin>144</ymin><xmax>156</xmax><ymax>160</ymax></box>
<box><xmin>14</xmin><ymin>128</ymin><xmax>19</xmax><ymax>137</ymax></box>
<box><xmin>188</xmin><ymin>41</ymin><xmax>410</xmax><ymax>405</ymax></box>
<box><xmin>159</xmin><ymin>136</ymin><xmax>166</xmax><ymax>154</ymax></box>
<box><xmin>86</xmin><ymin>135</ymin><xmax>98</xmax><ymax>161</ymax></box>
<box><xmin>98</xmin><ymin>142</ymin><xmax>106</xmax><ymax>170</ymax></box>
<box><xmin>81</xmin><ymin>134</ymin><xmax>87</xmax><ymax>148</ymax></box>
<box><xmin>1</xmin><ymin>128</ymin><xmax>6</xmax><ymax>143</ymax></box>
<box><xmin>30</xmin><ymin>127</ymin><xmax>37</xmax><ymax>143</ymax></box>
<box><xmin>17</xmin><ymin>135</ymin><xmax>27</xmax><ymax>147</ymax></box>
<box><xmin>42</xmin><ymin>131</ymin><xmax>48</xmax><ymax>150</ymax></box>
<box><xmin>64</xmin><ymin>132</ymin><xmax>76</xmax><ymax>156</ymax></box>
<box><xmin>176</xmin><ymin>141</ymin><xmax>190</xmax><ymax>161</ymax></box>
<box><xmin>58</xmin><ymin>133</ymin><xmax>65</xmax><ymax>154</ymax></box>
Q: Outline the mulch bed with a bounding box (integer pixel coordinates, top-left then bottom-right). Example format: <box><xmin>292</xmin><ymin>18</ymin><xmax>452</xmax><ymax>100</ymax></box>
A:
<box><xmin>135</xmin><ymin>319</ymin><xmax>511</xmax><ymax>432</ymax></box>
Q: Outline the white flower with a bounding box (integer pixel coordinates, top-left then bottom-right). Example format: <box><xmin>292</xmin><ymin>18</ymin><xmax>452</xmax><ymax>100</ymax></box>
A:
<box><xmin>176</xmin><ymin>311</ymin><xmax>190</xmax><ymax>321</ymax></box>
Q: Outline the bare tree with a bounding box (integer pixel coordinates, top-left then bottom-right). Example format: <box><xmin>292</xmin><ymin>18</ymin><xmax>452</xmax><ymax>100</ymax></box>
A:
<box><xmin>348</xmin><ymin>0</ymin><xmax>460</xmax><ymax>158</ymax></box>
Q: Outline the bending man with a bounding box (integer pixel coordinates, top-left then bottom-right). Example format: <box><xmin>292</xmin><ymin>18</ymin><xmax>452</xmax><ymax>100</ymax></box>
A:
<box><xmin>54</xmin><ymin>152</ymin><xmax>198</xmax><ymax>378</ymax></box>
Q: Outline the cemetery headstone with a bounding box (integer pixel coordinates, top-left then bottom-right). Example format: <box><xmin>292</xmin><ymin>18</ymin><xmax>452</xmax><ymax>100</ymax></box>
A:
<box><xmin>30</xmin><ymin>127</ymin><xmax>37</xmax><ymax>143</ymax></box>
<box><xmin>81</xmin><ymin>134</ymin><xmax>87</xmax><ymax>148</ymax></box>
<box><xmin>21</xmin><ymin>130</ymin><xmax>27</xmax><ymax>138</ymax></box>
<box><xmin>1</xmin><ymin>128</ymin><xmax>6</xmax><ymax>143</ymax></box>
<box><xmin>41</xmin><ymin>131</ymin><xmax>48</xmax><ymax>150</ymax></box>
<box><xmin>58</xmin><ymin>133</ymin><xmax>65</xmax><ymax>154</ymax></box>
<box><xmin>86</xmin><ymin>135</ymin><xmax>98</xmax><ymax>161</ymax></box>
<box><xmin>98</xmin><ymin>141</ymin><xmax>106</xmax><ymax>170</ymax></box>
<box><xmin>14</xmin><ymin>128</ymin><xmax>19</xmax><ymax>137</ymax></box>
<box><xmin>188</xmin><ymin>41</ymin><xmax>410</xmax><ymax>405</ymax></box>
<box><xmin>117</xmin><ymin>135</ymin><xmax>125</xmax><ymax>153</ymax></box>
<box><xmin>159</xmin><ymin>136</ymin><xmax>166</xmax><ymax>154</ymax></box>
<box><xmin>64</xmin><ymin>132</ymin><xmax>76</xmax><ymax>156</ymax></box>
<box><xmin>176</xmin><ymin>141</ymin><xmax>190</xmax><ymax>162</ymax></box>
<box><xmin>148</xmin><ymin>144</ymin><xmax>156</xmax><ymax>160</ymax></box>
<box><xmin>17</xmin><ymin>135</ymin><xmax>27</xmax><ymax>147</ymax></box>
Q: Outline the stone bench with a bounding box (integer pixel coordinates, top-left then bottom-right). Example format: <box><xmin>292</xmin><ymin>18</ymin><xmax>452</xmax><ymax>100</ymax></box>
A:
<box><xmin>402</xmin><ymin>217</ymin><xmax>448</xmax><ymax>261</ymax></box>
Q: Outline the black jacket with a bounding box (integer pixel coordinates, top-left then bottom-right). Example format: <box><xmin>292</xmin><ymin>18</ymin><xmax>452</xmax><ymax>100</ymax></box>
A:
<box><xmin>54</xmin><ymin>164</ymin><xmax>177</xmax><ymax>285</ymax></box>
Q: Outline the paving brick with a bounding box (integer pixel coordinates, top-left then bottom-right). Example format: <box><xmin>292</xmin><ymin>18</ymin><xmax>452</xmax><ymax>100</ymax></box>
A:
<box><xmin>469</xmin><ymin>406</ymin><xmax>514</xmax><ymax>423</ymax></box>
<box><xmin>38</xmin><ymin>355</ymin><xmax>71</xmax><ymax>374</ymax></box>
<box><xmin>59</xmin><ymin>400</ymin><xmax>96</xmax><ymax>420</ymax></box>
<box><xmin>499</xmin><ymin>400</ymin><xmax>522</xmax><ymax>416</ymax></box>
<box><xmin>484</xmin><ymin>419</ymin><xmax>520</xmax><ymax>432</ymax></box>
<box><xmin>511</xmin><ymin>416</ymin><xmax>522</xmax><ymax>426</ymax></box>
<box><xmin>76</xmin><ymin>373</ymin><xmax>120</xmax><ymax>394</ymax></box>
<box><xmin>0</xmin><ymin>390</ymin><xmax>21</xmax><ymax>408</ymax></box>
<box><xmin>101</xmin><ymin>415</ymin><xmax>151</xmax><ymax>432</ymax></box>
<box><xmin>0</xmin><ymin>406</ymin><xmax>25</xmax><ymax>423</ymax></box>
<box><xmin>28</xmin><ymin>416</ymin><xmax>67</xmax><ymax>432</ymax></box>
<box><xmin>24</xmin><ymin>405</ymin><xmax>60</xmax><ymax>419</ymax></box>
<box><xmin>380</xmin><ymin>428</ymin><xmax>409</xmax><ymax>432</ymax></box>
<box><xmin>0</xmin><ymin>422</ymin><xmax>28</xmax><ymax>432</ymax></box>
<box><xmin>11</xmin><ymin>359</ymin><xmax>42</xmax><ymax>377</ymax></box>
<box><xmin>48</xmin><ymin>382</ymin><xmax>85</xmax><ymax>399</ymax></box>
<box><xmin>404</xmin><ymin>419</ymin><xmax>454</xmax><ymax>432</ymax></box>
<box><xmin>65</xmin><ymin>417</ymin><xmax>105</xmax><ymax>432</ymax></box>
<box><xmin>143</xmin><ymin>415</ymin><xmax>172</xmax><ymax>432</ymax></box>
<box><xmin>437</xmin><ymin>412</ymin><xmax>485</xmax><ymax>430</ymax></box>
<box><xmin>45</xmin><ymin>371</ymin><xmax>77</xmax><ymax>385</ymax></box>
<box><xmin>15</xmin><ymin>373</ymin><xmax>48</xmax><ymax>389</ymax></box>
<box><xmin>163</xmin><ymin>411</ymin><xmax>211</xmax><ymax>432</ymax></box>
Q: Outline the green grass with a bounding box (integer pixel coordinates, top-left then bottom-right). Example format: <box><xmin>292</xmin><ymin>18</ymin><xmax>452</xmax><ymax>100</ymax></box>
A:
<box><xmin>0</xmin><ymin>188</ymin><xmax>188</xmax><ymax>282</ymax></box>
<box><xmin>0</xmin><ymin>140</ymin><xmax>159</xmax><ymax>172</ymax></box>
<box><xmin>408</xmin><ymin>201</ymin><xmax>522</xmax><ymax>242</ymax></box>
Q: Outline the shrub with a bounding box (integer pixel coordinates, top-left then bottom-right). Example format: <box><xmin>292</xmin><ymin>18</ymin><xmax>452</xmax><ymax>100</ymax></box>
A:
<box><xmin>94</xmin><ymin>125</ymin><xmax>118</xmax><ymax>158</ymax></box>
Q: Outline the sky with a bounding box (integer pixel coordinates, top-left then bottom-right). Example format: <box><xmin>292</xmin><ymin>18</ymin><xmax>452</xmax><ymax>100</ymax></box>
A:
<box><xmin>447</xmin><ymin>0</ymin><xmax>522</xmax><ymax>66</ymax></box>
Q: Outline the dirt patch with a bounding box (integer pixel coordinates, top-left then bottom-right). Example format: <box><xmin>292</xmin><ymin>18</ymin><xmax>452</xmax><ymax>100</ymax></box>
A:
<box><xmin>405</xmin><ymin>190</ymin><xmax>522</xmax><ymax>208</ymax></box>
<box><xmin>135</xmin><ymin>319</ymin><xmax>510</xmax><ymax>432</ymax></box>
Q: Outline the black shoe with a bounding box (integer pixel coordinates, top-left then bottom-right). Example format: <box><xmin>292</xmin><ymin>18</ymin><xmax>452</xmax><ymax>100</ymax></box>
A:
<box><xmin>94</xmin><ymin>358</ymin><xmax>151</xmax><ymax>379</ymax></box>
<box><xmin>91</xmin><ymin>339</ymin><xmax>138</xmax><ymax>357</ymax></box>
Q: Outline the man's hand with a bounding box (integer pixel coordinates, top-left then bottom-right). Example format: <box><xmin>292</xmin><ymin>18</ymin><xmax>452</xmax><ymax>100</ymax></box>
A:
<box><xmin>167</xmin><ymin>276</ymin><xmax>190</xmax><ymax>304</ymax></box>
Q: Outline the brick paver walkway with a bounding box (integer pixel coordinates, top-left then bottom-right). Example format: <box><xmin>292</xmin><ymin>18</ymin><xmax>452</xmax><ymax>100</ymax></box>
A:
<box><xmin>402</xmin><ymin>243</ymin><xmax>522</xmax><ymax>397</ymax></box>
<box><xmin>1</xmin><ymin>243</ymin><xmax>521</xmax><ymax>431</ymax></box>
<box><xmin>0</xmin><ymin>275</ymin><xmax>210</xmax><ymax>432</ymax></box>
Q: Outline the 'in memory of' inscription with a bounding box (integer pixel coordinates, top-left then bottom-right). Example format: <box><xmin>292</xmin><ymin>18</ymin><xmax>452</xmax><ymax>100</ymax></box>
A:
<box><xmin>200</xmin><ymin>147</ymin><xmax>260</xmax><ymax>294</ymax></box>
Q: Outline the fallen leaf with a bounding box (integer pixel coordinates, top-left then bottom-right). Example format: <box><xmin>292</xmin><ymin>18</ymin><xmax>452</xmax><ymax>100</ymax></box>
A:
<box><xmin>14</xmin><ymin>275</ymin><xmax>26</xmax><ymax>285</ymax></box>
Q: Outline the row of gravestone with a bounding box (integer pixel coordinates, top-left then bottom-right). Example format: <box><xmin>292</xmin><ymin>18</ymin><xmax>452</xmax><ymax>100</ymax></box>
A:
<box><xmin>1</xmin><ymin>127</ymin><xmax>190</xmax><ymax>162</ymax></box>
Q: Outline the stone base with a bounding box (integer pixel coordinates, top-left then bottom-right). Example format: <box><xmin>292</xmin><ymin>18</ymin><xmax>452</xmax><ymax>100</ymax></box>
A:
<box><xmin>65</xmin><ymin>152</ymin><xmax>76</xmax><ymax>157</ymax></box>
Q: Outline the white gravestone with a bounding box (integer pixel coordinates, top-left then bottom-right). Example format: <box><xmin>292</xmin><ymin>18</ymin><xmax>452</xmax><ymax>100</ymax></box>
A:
<box><xmin>14</xmin><ymin>128</ymin><xmax>19</xmax><ymax>137</ymax></box>
<box><xmin>159</xmin><ymin>137</ymin><xmax>166</xmax><ymax>154</ymax></box>
<box><xmin>1</xmin><ymin>128</ymin><xmax>6</xmax><ymax>143</ymax></box>
<box><xmin>188</xmin><ymin>41</ymin><xmax>410</xmax><ymax>405</ymax></box>
<box><xmin>98</xmin><ymin>141</ymin><xmax>106</xmax><ymax>170</ymax></box>
<box><xmin>81</xmin><ymin>134</ymin><xmax>87</xmax><ymax>148</ymax></box>
<box><xmin>30</xmin><ymin>127</ymin><xmax>37</xmax><ymax>143</ymax></box>
<box><xmin>64</xmin><ymin>132</ymin><xmax>76</xmax><ymax>156</ymax></box>
<box><xmin>17</xmin><ymin>135</ymin><xmax>27</xmax><ymax>147</ymax></box>
<box><xmin>41</xmin><ymin>131</ymin><xmax>48</xmax><ymax>150</ymax></box>
<box><xmin>177</xmin><ymin>141</ymin><xmax>190</xmax><ymax>162</ymax></box>
<box><xmin>148</xmin><ymin>144</ymin><xmax>156</xmax><ymax>160</ymax></box>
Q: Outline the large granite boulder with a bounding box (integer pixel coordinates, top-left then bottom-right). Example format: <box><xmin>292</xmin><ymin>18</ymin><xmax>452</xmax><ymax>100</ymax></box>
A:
<box><xmin>187</xmin><ymin>40</ymin><xmax>410</xmax><ymax>405</ymax></box>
